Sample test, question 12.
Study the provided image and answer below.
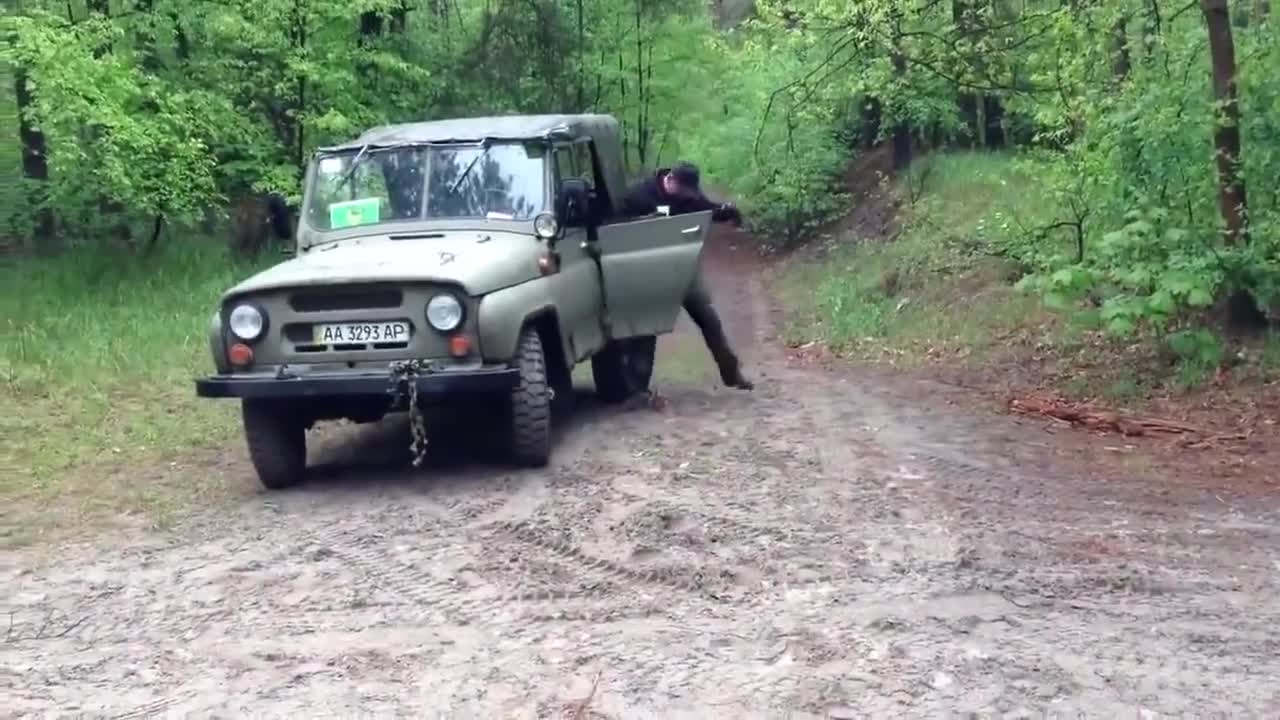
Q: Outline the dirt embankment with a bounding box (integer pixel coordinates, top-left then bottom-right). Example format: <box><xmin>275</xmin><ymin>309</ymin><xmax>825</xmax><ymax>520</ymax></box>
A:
<box><xmin>784</xmin><ymin>144</ymin><xmax>1279</xmax><ymax>498</ymax></box>
<box><xmin>4</xmin><ymin>220</ymin><xmax>1280</xmax><ymax>716</ymax></box>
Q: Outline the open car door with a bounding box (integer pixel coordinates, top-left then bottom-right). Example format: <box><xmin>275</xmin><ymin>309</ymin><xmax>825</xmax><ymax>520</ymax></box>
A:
<box><xmin>593</xmin><ymin>209</ymin><xmax>712</xmax><ymax>340</ymax></box>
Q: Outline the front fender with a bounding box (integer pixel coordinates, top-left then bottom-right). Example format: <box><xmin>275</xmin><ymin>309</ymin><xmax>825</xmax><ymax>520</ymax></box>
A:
<box><xmin>478</xmin><ymin>282</ymin><xmax>571</xmax><ymax>368</ymax></box>
<box><xmin>207</xmin><ymin>310</ymin><xmax>229</xmax><ymax>374</ymax></box>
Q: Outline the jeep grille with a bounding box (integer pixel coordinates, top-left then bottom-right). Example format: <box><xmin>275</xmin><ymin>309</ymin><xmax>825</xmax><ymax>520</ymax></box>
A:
<box><xmin>288</xmin><ymin>286</ymin><xmax>403</xmax><ymax>313</ymax></box>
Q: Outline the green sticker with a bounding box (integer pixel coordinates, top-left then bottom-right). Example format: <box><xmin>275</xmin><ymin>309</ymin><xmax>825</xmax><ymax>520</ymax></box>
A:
<box><xmin>329</xmin><ymin>197</ymin><xmax>381</xmax><ymax>229</ymax></box>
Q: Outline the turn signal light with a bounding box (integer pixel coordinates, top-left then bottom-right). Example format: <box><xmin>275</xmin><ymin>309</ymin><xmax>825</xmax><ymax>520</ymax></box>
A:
<box><xmin>537</xmin><ymin>253</ymin><xmax>559</xmax><ymax>275</ymax></box>
<box><xmin>228</xmin><ymin>342</ymin><xmax>254</xmax><ymax>367</ymax></box>
<box><xmin>448</xmin><ymin>335</ymin><xmax>471</xmax><ymax>357</ymax></box>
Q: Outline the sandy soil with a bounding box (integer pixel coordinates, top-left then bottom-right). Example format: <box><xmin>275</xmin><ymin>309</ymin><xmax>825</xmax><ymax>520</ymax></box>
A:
<box><xmin>4</xmin><ymin>226</ymin><xmax>1280</xmax><ymax>718</ymax></box>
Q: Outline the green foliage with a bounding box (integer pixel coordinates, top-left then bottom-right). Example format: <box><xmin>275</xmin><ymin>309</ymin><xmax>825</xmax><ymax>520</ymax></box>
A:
<box><xmin>0</xmin><ymin>239</ymin><xmax>274</xmax><ymax>485</ymax></box>
<box><xmin>4</xmin><ymin>0</ymin><xmax>1277</xmax><ymax>269</ymax></box>
<box><xmin>1</xmin><ymin>0</ymin><xmax>863</xmax><ymax>244</ymax></box>
<box><xmin>780</xmin><ymin>152</ymin><xmax>1046</xmax><ymax>361</ymax></box>
<box><xmin>782</xmin><ymin>150</ymin><xmax>1276</xmax><ymax>405</ymax></box>
<box><xmin>745</xmin><ymin>0</ymin><xmax>1280</xmax><ymax>334</ymax></box>
<box><xmin>993</xmin><ymin>5</ymin><xmax>1278</xmax><ymax>336</ymax></box>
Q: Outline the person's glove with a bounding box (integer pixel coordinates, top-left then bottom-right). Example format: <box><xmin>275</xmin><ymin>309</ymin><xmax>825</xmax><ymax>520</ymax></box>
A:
<box><xmin>713</xmin><ymin>202</ymin><xmax>743</xmax><ymax>226</ymax></box>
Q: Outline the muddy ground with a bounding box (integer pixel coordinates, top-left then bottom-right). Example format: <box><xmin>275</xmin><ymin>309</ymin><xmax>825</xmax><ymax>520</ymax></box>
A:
<box><xmin>4</xmin><ymin>226</ymin><xmax>1280</xmax><ymax>718</ymax></box>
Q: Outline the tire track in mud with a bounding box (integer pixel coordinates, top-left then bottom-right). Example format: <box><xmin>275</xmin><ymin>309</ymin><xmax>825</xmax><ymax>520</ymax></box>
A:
<box><xmin>109</xmin><ymin>691</ymin><xmax>198</xmax><ymax>720</ymax></box>
<box><xmin>287</xmin><ymin>515</ymin><xmax>647</xmax><ymax>628</ymax></box>
<box><xmin>491</xmin><ymin>516</ymin><xmax>768</xmax><ymax>603</ymax></box>
<box><xmin>9</xmin><ymin>232</ymin><xmax>1280</xmax><ymax>717</ymax></box>
<box><xmin>288</xmin><ymin>510</ymin><xmax>788</xmax><ymax>704</ymax></box>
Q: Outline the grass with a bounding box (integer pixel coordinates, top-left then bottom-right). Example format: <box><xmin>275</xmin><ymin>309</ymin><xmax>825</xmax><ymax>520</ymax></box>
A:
<box><xmin>777</xmin><ymin>150</ymin><xmax>1280</xmax><ymax>407</ymax></box>
<box><xmin>1</xmin><ymin>239</ymin><xmax>273</xmax><ymax>540</ymax></box>
<box><xmin>779</xmin><ymin>151</ymin><xmax>1056</xmax><ymax>369</ymax></box>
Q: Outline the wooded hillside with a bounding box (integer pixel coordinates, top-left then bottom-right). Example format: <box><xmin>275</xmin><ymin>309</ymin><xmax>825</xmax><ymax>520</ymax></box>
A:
<box><xmin>4</xmin><ymin>1</ymin><xmax>1277</xmax><ymax>328</ymax></box>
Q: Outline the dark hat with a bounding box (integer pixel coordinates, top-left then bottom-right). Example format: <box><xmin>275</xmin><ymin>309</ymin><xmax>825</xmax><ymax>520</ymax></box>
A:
<box><xmin>669</xmin><ymin>162</ymin><xmax>701</xmax><ymax>190</ymax></box>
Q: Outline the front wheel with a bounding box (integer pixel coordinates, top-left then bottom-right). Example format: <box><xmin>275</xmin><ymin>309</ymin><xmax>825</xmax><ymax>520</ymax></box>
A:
<box><xmin>242</xmin><ymin>399</ymin><xmax>307</xmax><ymax>490</ymax></box>
<box><xmin>591</xmin><ymin>335</ymin><xmax>657</xmax><ymax>404</ymax></box>
<box><xmin>508</xmin><ymin>326</ymin><xmax>553</xmax><ymax>467</ymax></box>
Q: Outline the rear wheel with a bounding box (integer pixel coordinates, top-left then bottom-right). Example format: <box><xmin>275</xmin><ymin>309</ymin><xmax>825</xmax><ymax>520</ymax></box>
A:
<box><xmin>509</xmin><ymin>327</ymin><xmax>553</xmax><ymax>467</ymax></box>
<box><xmin>591</xmin><ymin>335</ymin><xmax>657</xmax><ymax>404</ymax></box>
<box><xmin>242</xmin><ymin>399</ymin><xmax>307</xmax><ymax>490</ymax></box>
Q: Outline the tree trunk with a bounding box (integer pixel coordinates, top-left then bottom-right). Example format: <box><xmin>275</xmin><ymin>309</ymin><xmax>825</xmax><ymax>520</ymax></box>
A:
<box><xmin>861</xmin><ymin>97</ymin><xmax>882</xmax><ymax>150</ymax></box>
<box><xmin>975</xmin><ymin>95</ymin><xmax>988</xmax><ymax>147</ymax></box>
<box><xmin>1200</xmin><ymin>0</ymin><xmax>1248</xmax><ymax>246</ymax></box>
<box><xmin>14</xmin><ymin>64</ymin><xmax>55</xmax><ymax>244</ymax></box>
<box><xmin>173</xmin><ymin>10</ymin><xmax>191</xmax><ymax>62</ymax></box>
<box><xmin>953</xmin><ymin>0</ymin><xmax>976</xmax><ymax>147</ymax></box>
<box><xmin>633</xmin><ymin>0</ymin><xmax>648</xmax><ymax>166</ymax></box>
<box><xmin>136</xmin><ymin>0</ymin><xmax>162</xmax><ymax>72</ymax></box>
<box><xmin>983</xmin><ymin>95</ymin><xmax>1006</xmax><ymax>148</ymax></box>
<box><xmin>86</xmin><ymin>0</ymin><xmax>132</xmax><ymax>241</ymax></box>
<box><xmin>358</xmin><ymin>2</ymin><xmax>407</xmax><ymax>86</ymax></box>
<box><xmin>1142</xmin><ymin>0</ymin><xmax>1162</xmax><ymax>61</ymax></box>
<box><xmin>891</xmin><ymin>48</ymin><xmax>912</xmax><ymax>170</ymax></box>
<box><xmin>292</xmin><ymin>0</ymin><xmax>309</xmax><ymax>178</ymax></box>
<box><xmin>358</xmin><ymin>8</ymin><xmax>383</xmax><ymax>83</ymax></box>
<box><xmin>576</xmin><ymin>0</ymin><xmax>585</xmax><ymax>110</ymax></box>
<box><xmin>391</xmin><ymin>1</ymin><xmax>409</xmax><ymax>32</ymax></box>
<box><xmin>1112</xmin><ymin>17</ymin><xmax>1132</xmax><ymax>79</ymax></box>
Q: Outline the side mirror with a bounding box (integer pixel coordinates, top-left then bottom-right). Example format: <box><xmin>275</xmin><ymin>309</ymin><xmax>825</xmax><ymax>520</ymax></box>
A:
<box><xmin>556</xmin><ymin>178</ymin><xmax>593</xmax><ymax>228</ymax></box>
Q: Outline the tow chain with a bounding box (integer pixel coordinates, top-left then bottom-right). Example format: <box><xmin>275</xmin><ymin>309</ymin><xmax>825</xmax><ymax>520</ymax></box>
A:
<box><xmin>389</xmin><ymin>359</ymin><xmax>430</xmax><ymax>467</ymax></box>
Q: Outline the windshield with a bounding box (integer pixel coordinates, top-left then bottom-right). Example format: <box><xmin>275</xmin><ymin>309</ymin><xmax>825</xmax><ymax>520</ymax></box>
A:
<box><xmin>303</xmin><ymin>141</ymin><xmax>548</xmax><ymax>231</ymax></box>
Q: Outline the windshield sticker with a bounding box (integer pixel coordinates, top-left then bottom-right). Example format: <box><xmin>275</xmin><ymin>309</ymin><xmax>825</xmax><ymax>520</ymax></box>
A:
<box><xmin>485</xmin><ymin>211</ymin><xmax>515</xmax><ymax>221</ymax></box>
<box><xmin>319</xmin><ymin>157</ymin><xmax>344</xmax><ymax>174</ymax></box>
<box><xmin>329</xmin><ymin>197</ymin><xmax>381</xmax><ymax>229</ymax></box>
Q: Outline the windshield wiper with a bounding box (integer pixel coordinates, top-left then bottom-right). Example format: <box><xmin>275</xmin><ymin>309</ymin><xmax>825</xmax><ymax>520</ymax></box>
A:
<box><xmin>448</xmin><ymin>142</ymin><xmax>490</xmax><ymax>195</ymax></box>
<box><xmin>335</xmin><ymin>144</ymin><xmax>371</xmax><ymax>192</ymax></box>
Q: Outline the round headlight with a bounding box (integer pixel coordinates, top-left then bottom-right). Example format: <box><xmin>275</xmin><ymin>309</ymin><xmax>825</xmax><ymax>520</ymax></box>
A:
<box><xmin>533</xmin><ymin>212</ymin><xmax>560</xmax><ymax>239</ymax></box>
<box><xmin>228</xmin><ymin>304</ymin><xmax>265</xmax><ymax>341</ymax></box>
<box><xmin>426</xmin><ymin>294</ymin><xmax>463</xmax><ymax>331</ymax></box>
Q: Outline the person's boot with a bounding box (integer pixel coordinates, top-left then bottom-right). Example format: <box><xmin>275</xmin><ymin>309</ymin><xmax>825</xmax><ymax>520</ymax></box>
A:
<box><xmin>717</xmin><ymin>355</ymin><xmax>754</xmax><ymax>390</ymax></box>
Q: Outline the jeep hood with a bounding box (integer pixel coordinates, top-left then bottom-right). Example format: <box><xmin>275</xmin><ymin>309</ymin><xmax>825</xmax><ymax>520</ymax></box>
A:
<box><xmin>222</xmin><ymin>231</ymin><xmax>544</xmax><ymax>300</ymax></box>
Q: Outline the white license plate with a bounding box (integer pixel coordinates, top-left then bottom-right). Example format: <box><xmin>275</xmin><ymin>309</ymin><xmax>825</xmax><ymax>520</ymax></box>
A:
<box><xmin>313</xmin><ymin>321</ymin><xmax>410</xmax><ymax>345</ymax></box>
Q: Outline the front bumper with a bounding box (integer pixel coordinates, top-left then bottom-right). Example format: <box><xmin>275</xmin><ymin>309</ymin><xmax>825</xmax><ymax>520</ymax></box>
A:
<box><xmin>195</xmin><ymin>366</ymin><xmax>519</xmax><ymax>399</ymax></box>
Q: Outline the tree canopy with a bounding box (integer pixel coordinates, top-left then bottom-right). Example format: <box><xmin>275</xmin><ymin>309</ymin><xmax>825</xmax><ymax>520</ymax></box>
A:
<box><xmin>3</xmin><ymin>0</ymin><xmax>1277</xmax><ymax>332</ymax></box>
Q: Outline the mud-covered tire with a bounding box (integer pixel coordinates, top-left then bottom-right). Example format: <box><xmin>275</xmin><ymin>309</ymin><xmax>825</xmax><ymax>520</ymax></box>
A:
<box><xmin>509</xmin><ymin>327</ymin><xmax>553</xmax><ymax>467</ymax></box>
<box><xmin>550</xmin><ymin>361</ymin><xmax>576</xmax><ymax>420</ymax></box>
<box><xmin>591</xmin><ymin>335</ymin><xmax>657</xmax><ymax>404</ymax></box>
<box><xmin>241</xmin><ymin>399</ymin><xmax>307</xmax><ymax>490</ymax></box>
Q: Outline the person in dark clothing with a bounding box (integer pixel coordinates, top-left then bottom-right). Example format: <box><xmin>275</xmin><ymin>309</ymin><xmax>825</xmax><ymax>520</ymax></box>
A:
<box><xmin>620</xmin><ymin>162</ymin><xmax>754</xmax><ymax>391</ymax></box>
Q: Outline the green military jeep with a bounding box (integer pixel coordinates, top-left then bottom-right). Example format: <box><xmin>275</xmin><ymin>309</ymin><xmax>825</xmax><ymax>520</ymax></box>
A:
<box><xmin>196</xmin><ymin>114</ymin><xmax>711</xmax><ymax>489</ymax></box>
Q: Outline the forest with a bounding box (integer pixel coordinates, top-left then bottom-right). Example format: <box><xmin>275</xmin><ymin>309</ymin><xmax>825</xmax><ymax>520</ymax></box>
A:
<box><xmin>1</xmin><ymin>1</ymin><xmax>1277</xmax><ymax>497</ymax></box>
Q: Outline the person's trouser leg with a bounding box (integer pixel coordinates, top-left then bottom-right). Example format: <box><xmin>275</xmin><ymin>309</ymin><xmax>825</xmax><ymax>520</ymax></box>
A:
<box><xmin>683</xmin><ymin>268</ymin><xmax>752</xmax><ymax>389</ymax></box>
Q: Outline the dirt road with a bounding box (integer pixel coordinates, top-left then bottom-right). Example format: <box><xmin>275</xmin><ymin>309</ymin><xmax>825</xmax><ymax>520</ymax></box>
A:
<box><xmin>5</xmin><ymin>228</ymin><xmax>1280</xmax><ymax>718</ymax></box>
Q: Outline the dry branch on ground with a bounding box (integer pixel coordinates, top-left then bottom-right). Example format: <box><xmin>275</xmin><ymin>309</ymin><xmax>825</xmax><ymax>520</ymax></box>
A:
<box><xmin>1008</xmin><ymin>391</ymin><xmax>1225</xmax><ymax>439</ymax></box>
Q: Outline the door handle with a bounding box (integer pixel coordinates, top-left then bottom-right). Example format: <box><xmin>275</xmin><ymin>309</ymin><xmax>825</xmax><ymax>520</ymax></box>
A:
<box><xmin>681</xmin><ymin>225</ymin><xmax>700</xmax><ymax>234</ymax></box>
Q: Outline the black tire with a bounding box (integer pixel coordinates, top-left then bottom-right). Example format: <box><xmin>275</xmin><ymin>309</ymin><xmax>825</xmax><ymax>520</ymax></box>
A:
<box><xmin>509</xmin><ymin>327</ymin><xmax>553</xmax><ymax>467</ymax></box>
<box><xmin>591</xmin><ymin>335</ymin><xmax>657</xmax><ymax>404</ymax></box>
<box><xmin>550</xmin><ymin>360</ymin><xmax>576</xmax><ymax>421</ymax></box>
<box><xmin>241</xmin><ymin>399</ymin><xmax>307</xmax><ymax>490</ymax></box>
